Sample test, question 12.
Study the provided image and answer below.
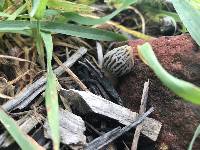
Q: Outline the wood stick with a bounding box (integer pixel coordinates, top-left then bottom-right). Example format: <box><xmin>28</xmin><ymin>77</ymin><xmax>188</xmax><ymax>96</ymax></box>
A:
<box><xmin>131</xmin><ymin>80</ymin><xmax>149</xmax><ymax>150</ymax></box>
<box><xmin>44</xmin><ymin>108</ymin><xmax>86</xmax><ymax>147</ymax></box>
<box><xmin>85</xmin><ymin>107</ymin><xmax>154</xmax><ymax>150</ymax></box>
<box><xmin>2</xmin><ymin>47</ymin><xmax>87</xmax><ymax>111</ymax></box>
<box><xmin>53</xmin><ymin>54</ymin><xmax>88</xmax><ymax>91</ymax></box>
<box><xmin>60</xmin><ymin>89</ymin><xmax>162</xmax><ymax>141</ymax></box>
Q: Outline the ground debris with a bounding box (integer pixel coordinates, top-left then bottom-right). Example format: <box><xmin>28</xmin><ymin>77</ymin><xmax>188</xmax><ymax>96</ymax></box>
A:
<box><xmin>0</xmin><ymin>111</ymin><xmax>42</xmax><ymax>148</ymax></box>
<box><xmin>2</xmin><ymin>47</ymin><xmax>87</xmax><ymax>112</ymax></box>
<box><xmin>131</xmin><ymin>80</ymin><xmax>149</xmax><ymax>150</ymax></box>
<box><xmin>76</xmin><ymin>58</ymin><xmax>123</xmax><ymax>105</ymax></box>
<box><xmin>44</xmin><ymin>108</ymin><xmax>86</xmax><ymax>149</ymax></box>
<box><xmin>85</xmin><ymin>107</ymin><xmax>154</xmax><ymax>150</ymax></box>
<box><xmin>60</xmin><ymin>88</ymin><xmax>162</xmax><ymax>141</ymax></box>
<box><xmin>118</xmin><ymin>34</ymin><xmax>200</xmax><ymax>149</ymax></box>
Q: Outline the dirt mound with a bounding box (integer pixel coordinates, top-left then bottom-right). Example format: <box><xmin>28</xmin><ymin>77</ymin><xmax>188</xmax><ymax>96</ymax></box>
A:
<box><xmin>117</xmin><ymin>34</ymin><xmax>200</xmax><ymax>149</ymax></box>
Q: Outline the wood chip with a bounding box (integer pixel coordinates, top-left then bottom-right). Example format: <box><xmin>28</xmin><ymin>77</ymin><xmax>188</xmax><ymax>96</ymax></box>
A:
<box><xmin>60</xmin><ymin>89</ymin><xmax>162</xmax><ymax>141</ymax></box>
<box><xmin>85</xmin><ymin>107</ymin><xmax>154</xmax><ymax>150</ymax></box>
<box><xmin>44</xmin><ymin>108</ymin><xmax>86</xmax><ymax>148</ymax></box>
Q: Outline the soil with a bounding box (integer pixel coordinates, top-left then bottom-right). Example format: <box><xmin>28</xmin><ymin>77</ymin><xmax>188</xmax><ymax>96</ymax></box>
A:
<box><xmin>117</xmin><ymin>34</ymin><xmax>200</xmax><ymax>150</ymax></box>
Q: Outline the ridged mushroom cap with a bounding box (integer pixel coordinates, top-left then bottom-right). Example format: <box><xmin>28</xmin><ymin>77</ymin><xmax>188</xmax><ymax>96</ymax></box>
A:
<box><xmin>103</xmin><ymin>45</ymin><xmax>134</xmax><ymax>77</ymax></box>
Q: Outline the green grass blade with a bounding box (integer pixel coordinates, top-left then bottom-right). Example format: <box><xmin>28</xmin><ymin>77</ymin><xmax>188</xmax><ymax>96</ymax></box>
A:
<box><xmin>0</xmin><ymin>12</ymin><xmax>11</xmax><ymax>17</ymax></box>
<box><xmin>0</xmin><ymin>0</ymin><xmax>5</xmax><ymax>9</ymax></box>
<box><xmin>40</xmin><ymin>22</ymin><xmax>127</xmax><ymax>41</ymax></box>
<box><xmin>30</xmin><ymin>0</ymin><xmax>48</xmax><ymax>19</ymax></box>
<box><xmin>0</xmin><ymin>108</ymin><xmax>44</xmax><ymax>150</ymax></box>
<box><xmin>188</xmin><ymin>124</ymin><xmax>200</xmax><ymax>150</ymax></box>
<box><xmin>189</xmin><ymin>0</ymin><xmax>200</xmax><ymax>10</ymax></box>
<box><xmin>4</xmin><ymin>30</ymin><xmax>32</xmax><ymax>36</ymax></box>
<box><xmin>47</xmin><ymin>0</ymin><xmax>94</xmax><ymax>14</ymax></box>
<box><xmin>0</xmin><ymin>21</ymin><xmax>127</xmax><ymax>41</ymax></box>
<box><xmin>0</xmin><ymin>21</ymin><xmax>33</xmax><ymax>31</ymax></box>
<box><xmin>63</xmin><ymin>0</ymin><xmax>137</xmax><ymax>25</ymax></box>
<box><xmin>41</xmin><ymin>32</ymin><xmax>60</xmax><ymax>150</ymax></box>
<box><xmin>30</xmin><ymin>0</ymin><xmax>40</xmax><ymax>17</ymax></box>
<box><xmin>137</xmin><ymin>42</ymin><xmax>200</xmax><ymax>105</ymax></box>
<box><xmin>172</xmin><ymin>0</ymin><xmax>200</xmax><ymax>46</ymax></box>
<box><xmin>44</xmin><ymin>9</ymin><xmax>61</xmax><ymax>18</ymax></box>
<box><xmin>7</xmin><ymin>3</ymin><xmax>27</xmax><ymax>20</ymax></box>
<box><xmin>0</xmin><ymin>20</ymin><xmax>32</xmax><ymax>35</ymax></box>
<box><xmin>32</xmin><ymin>21</ymin><xmax>45</xmax><ymax>69</ymax></box>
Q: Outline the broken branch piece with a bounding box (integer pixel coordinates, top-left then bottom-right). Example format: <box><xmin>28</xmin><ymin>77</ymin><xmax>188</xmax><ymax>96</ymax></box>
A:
<box><xmin>44</xmin><ymin>108</ymin><xmax>86</xmax><ymax>149</ymax></box>
<box><xmin>2</xmin><ymin>47</ymin><xmax>87</xmax><ymax>111</ymax></box>
<box><xmin>85</xmin><ymin>107</ymin><xmax>154</xmax><ymax>150</ymax></box>
<box><xmin>60</xmin><ymin>89</ymin><xmax>162</xmax><ymax>141</ymax></box>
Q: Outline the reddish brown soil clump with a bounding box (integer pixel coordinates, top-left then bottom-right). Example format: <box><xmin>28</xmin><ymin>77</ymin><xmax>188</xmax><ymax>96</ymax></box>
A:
<box><xmin>117</xmin><ymin>34</ymin><xmax>200</xmax><ymax>149</ymax></box>
<box><xmin>128</xmin><ymin>34</ymin><xmax>200</xmax><ymax>82</ymax></box>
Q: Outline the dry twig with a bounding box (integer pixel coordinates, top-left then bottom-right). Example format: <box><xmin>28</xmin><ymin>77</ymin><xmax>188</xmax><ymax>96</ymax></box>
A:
<box><xmin>85</xmin><ymin>107</ymin><xmax>154</xmax><ymax>150</ymax></box>
<box><xmin>131</xmin><ymin>80</ymin><xmax>149</xmax><ymax>150</ymax></box>
<box><xmin>60</xmin><ymin>89</ymin><xmax>162</xmax><ymax>141</ymax></box>
<box><xmin>2</xmin><ymin>47</ymin><xmax>87</xmax><ymax>111</ymax></box>
<box><xmin>128</xmin><ymin>6</ymin><xmax>146</xmax><ymax>34</ymax></box>
<box><xmin>0</xmin><ymin>55</ymin><xmax>37</xmax><ymax>65</ymax></box>
<box><xmin>53</xmin><ymin>54</ymin><xmax>88</xmax><ymax>91</ymax></box>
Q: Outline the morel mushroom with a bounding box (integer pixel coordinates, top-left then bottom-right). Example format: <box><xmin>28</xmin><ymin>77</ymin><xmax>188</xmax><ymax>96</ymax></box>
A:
<box><xmin>103</xmin><ymin>34</ymin><xmax>200</xmax><ymax>81</ymax></box>
<box><xmin>103</xmin><ymin>45</ymin><xmax>134</xmax><ymax>77</ymax></box>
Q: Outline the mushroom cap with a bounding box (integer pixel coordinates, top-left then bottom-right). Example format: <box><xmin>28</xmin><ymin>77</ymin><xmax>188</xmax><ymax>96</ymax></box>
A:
<box><xmin>103</xmin><ymin>45</ymin><xmax>134</xmax><ymax>77</ymax></box>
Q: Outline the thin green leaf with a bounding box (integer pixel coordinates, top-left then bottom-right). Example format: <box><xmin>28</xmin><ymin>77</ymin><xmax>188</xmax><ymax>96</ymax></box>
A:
<box><xmin>40</xmin><ymin>22</ymin><xmax>127</xmax><ymax>41</ymax></box>
<box><xmin>0</xmin><ymin>0</ymin><xmax>5</xmax><ymax>11</ymax></box>
<box><xmin>32</xmin><ymin>21</ymin><xmax>45</xmax><ymax>69</ymax></box>
<box><xmin>24</xmin><ymin>0</ymin><xmax>32</xmax><ymax>13</ymax></box>
<box><xmin>0</xmin><ymin>0</ymin><xmax>5</xmax><ymax>8</ymax></box>
<box><xmin>7</xmin><ymin>3</ymin><xmax>27</xmax><ymax>20</ymax></box>
<box><xmin>0</xmin><ymin>21</ymin><xmax>32</xmax><ymax>31</ymax></box>
<box><xmin>0</xmin><ymin>108</ymin><xmax>44</xmax><ymax>150</ymax></box>
<box><xmin>172</xmin><ymin>0</ymin><xmax>200</xmax><ymax>46</ymax></box>
<box><xmin>188</xmin><ymin>124</ymin><xmax>200</xmax><ymax>150</ymax></box>
<box><xmin>44</xmin><ymin>9</ymin><xmax>61</xmax><ymax>18</ymax></box>
<box><xmin>63</xmin><ymin>0</ymin><xmax>137</xmax><ymax>25</ymax></box>
<box><xmin>0</xmin><ymin>20</ymin><xmax>32</xmax><ymax>35</ymax></box>
<box><xmin>105</xmin><ymin>0</ymin><xmax>126</xmax><ymax>8</ymax></box>
<box><xmin>6</xmin><ymin>30</ymin><xmax>32</xmax><ymax>36</ymax></box>
<box><xmin>189</xmin><ymin>0</ymin><xmax>200</xmax><ymax>10</ymax></box>
<box><xmin>30</xmin><ymin>0</ymin><xmax>48</xmax><ymax>19</ymax></box>
<box><xmin>30</xmin><ymin>0</ymin><xmax>40</xmax><ymax>17</ymax></box>
<box><xmin>41</xmin><ymin>32</ymin><xmax>60</xmax><ymax>150</ymax></box>
<box><xmin>0</xmin><ymin>12</ymin><xmax>11</xmax><ymax>17</ymax></box>
<box><xmin>47</xmin><ymin>0</ymin><xmax>94</xmax><ymax>14</ymax></box>
<box><xmin>138</xmin><ymin>42</ymin><xmax>200</xmax><ymax>105</ymax></box>
<box><xmin>0</xmin><ymin>21</ymin><xmax>127</xmax><ymax>41</ymax></box>
<box><xmin>77</xmin><ymin>0</ymin><xmax>95</xmax><ymax>5</ymax></box>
